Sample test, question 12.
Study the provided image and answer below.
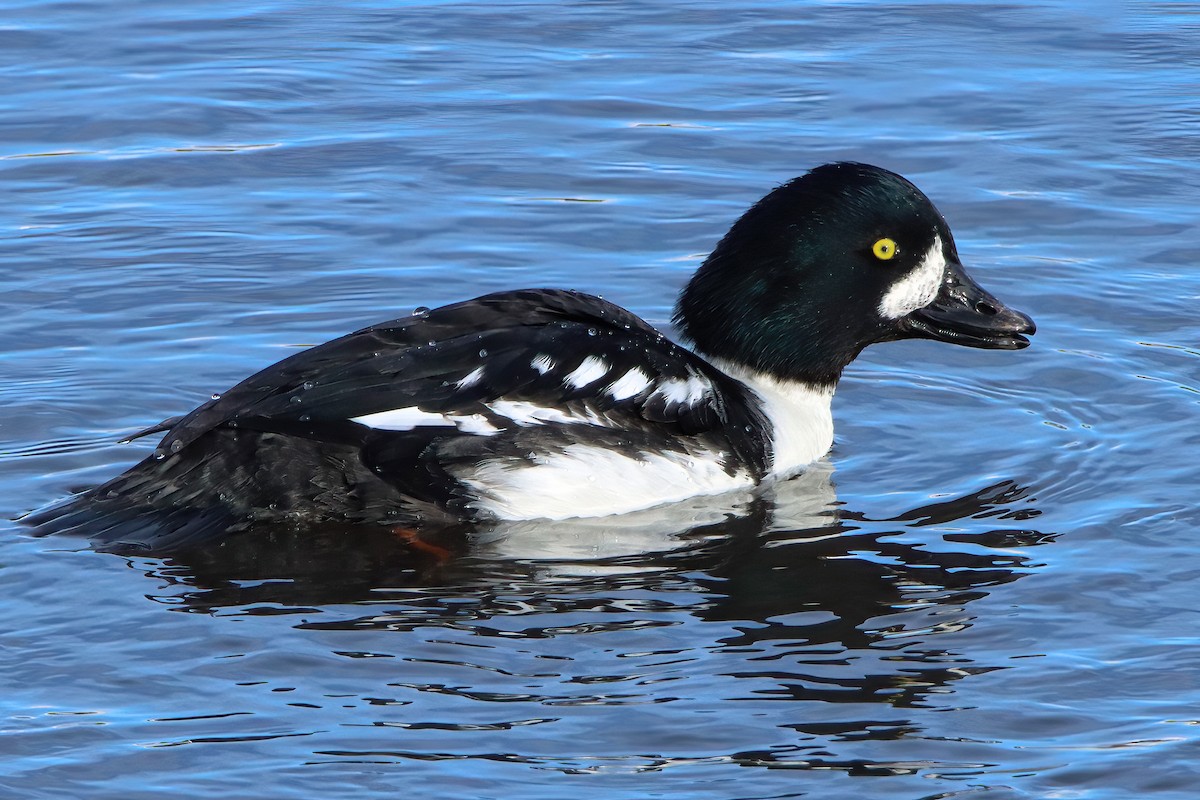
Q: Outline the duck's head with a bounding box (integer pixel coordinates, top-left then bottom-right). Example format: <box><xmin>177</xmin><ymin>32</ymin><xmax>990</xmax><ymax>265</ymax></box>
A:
<box><xmin>675</xmin><ymin>162</ymin><xmax>1035</xmax><ymax>386</ymax></box>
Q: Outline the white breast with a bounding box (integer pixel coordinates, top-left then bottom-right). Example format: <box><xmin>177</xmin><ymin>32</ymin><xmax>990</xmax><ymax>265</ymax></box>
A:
<box><xmin>711</xmin><ymin>359</ymin><xmax>835</xmax><ymax>477</ymax></box>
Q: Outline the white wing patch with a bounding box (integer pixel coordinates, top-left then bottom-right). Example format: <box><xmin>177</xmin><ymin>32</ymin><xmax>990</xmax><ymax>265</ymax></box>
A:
<box><xmin>564</xmin><ymin>355</ymin><xmax>608</xmax><ymax>388</ymax></box>
<box><xmin>531</xmin><ymin>354</ymin><xmax>555</xmax><ymax>375</ymax></box>
<box><xmin>607</xmin><ymin>367</ymin><xmax>652</xmax><ymax>401</ymax></box>
<box><xmin>878</xmin><ymin>234</ymin><xmax>946</xmax><ymax>319</ymax></box>
<box><xmin>458</xmin><ymin>444</ymin><xmax>754</xmax><ymax>521</ymax></box>
<box><xmin>651</xmin><ymin>373</ymin><xmax>710</xmax><ymax>406</ymax></box>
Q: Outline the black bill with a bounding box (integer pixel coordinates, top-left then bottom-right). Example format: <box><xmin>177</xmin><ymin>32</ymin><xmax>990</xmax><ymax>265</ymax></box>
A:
<box><xmin>900</xmin><ymin>259</ymin><xmax>1035</xmax><ymax>350</ymax></box>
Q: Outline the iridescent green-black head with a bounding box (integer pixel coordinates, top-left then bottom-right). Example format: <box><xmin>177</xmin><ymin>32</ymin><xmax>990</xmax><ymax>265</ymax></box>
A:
<box><xmin>674</xmin><ymin>162</ymin><xmax>1034</xmax><ymax>386</ymax></box>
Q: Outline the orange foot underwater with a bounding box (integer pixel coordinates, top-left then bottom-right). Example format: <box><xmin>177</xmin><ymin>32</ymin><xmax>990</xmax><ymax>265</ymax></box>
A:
<box><xmin>391</xmin><ymin>526</ymin><xmax>454</xmax><ymax>564</ymax></box>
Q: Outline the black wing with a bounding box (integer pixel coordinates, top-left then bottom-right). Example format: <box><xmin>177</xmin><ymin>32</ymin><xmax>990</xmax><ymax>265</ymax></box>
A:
<box><xmin>153</xmin><ymin>289</ymin><xmax>767</xmax><ymax>472</ymax></box>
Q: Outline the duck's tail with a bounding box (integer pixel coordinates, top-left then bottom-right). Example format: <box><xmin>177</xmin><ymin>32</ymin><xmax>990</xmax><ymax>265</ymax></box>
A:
<box><xmin>21</xmin><ymin>428</ymin><xmax>403</xmax><ymax>554</ymax></box>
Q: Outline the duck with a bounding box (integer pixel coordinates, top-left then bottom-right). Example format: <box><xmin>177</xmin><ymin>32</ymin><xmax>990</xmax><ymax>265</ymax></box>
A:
<box><xmin>24</xmin><ymin>162</ymin><xmax>1035</xmax><ymax>554</ymax></box>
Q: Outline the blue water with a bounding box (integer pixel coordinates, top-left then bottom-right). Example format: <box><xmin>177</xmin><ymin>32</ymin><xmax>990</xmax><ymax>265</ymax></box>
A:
<box><xmin>3</xmin><ymin>2</ymin><xmax>1199</xmax><ymax>798</ymax></box>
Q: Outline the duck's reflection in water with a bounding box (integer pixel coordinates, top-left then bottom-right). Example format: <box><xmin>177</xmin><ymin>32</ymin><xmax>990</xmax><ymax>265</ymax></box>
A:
<box><xmin>124</xmin><ymin>467</ymin><xmax>1053</xmax><ymax>729</ymax></box>
<box><xmin>136</xmin><ymin>465</ymin><xmax>1046</xmax><ymax>613</ymax></box>
<box><xmin>132</xmin><ymin>463</ymin><xmax>840</xmax><ymax>609</ymax></box>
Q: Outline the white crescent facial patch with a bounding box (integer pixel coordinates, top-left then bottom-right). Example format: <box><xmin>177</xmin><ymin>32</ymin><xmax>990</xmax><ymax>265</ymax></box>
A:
<box><xmin>879</xmin><ymin>234</ymin><xmax>946</xmax><ymax>320</ymax></box>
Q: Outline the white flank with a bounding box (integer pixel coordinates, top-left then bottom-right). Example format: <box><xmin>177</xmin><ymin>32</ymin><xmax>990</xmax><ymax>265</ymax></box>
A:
<box><xmin>607</xmin><ymin>367</ymin><xmax>652</xmax><ymax>401</ymax></box>
<box><xmin>564</xmin><ymin>355</ymin><xmax>609</xmax><ymax>388</ymax></box>
<box><xmin>531</xmin><ymin>353</ymin><xmax>555</xmax><ymax>375</ymax></box>
<box><xmin>711</xmin><ymin>359</ymin><xmax>835</xmax><ymax>477</ymax></box>
<box><xmin>456</xmin><ymin>366</ymin><xmax>485</xmax><ymax>389</ymax></box>
<box><xmin>458</xmin><ymin>444</ymin><xmax>754</xmax><ymax>521</ymax></box>
<box><xmin>878</xmin><ymin>234</ymin><xmax>946</xmax><ymax>319</ymax></box>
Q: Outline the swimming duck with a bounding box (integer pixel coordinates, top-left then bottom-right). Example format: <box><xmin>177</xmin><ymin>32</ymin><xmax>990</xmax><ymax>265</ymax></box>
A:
<box><xmin>25</xmin><ymin>162</ymin><xmax>1035</xmax><ymax>552</ymax></box>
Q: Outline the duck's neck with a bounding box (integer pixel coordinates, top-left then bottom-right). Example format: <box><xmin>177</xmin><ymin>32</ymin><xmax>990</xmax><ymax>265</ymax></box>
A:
<box><xmin>708</xmin><ymin>356</ymin><xmax>836</xmax><ymax>477</ymax></box>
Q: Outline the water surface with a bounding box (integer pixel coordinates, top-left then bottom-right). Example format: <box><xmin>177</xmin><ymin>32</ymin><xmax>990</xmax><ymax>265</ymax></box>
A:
<box><xmin>2</xmin><ymin>2</ymin><xmax>1198</xmax><ymax>798</ymax></box>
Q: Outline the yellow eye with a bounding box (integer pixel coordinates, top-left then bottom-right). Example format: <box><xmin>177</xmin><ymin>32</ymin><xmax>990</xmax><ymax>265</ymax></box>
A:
<box><xmin>872</xmin><ymin>238</ymin><xmax>898</xmax><ymax>261</ymax></box>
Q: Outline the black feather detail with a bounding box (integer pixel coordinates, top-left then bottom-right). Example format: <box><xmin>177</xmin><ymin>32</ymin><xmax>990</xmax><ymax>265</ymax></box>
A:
<box><xmin>156</xmin><ymin>291</ymin><xmax>671</xmax><ymax>451</ymax></box>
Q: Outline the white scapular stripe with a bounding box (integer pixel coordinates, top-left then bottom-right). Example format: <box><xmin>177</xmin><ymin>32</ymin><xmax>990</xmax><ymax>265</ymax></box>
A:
<box><xmin>352</xmin><ymin>406</ymin><xmax>500</xmax><ymax>435</ymax></box>
<box><xmin>354</xmin><ymin>398</ymin><xmax>610</xmax><ymax>435</ymax></box>
<box><xmin>456</xmin><ymin>366</ymin><xmax>485</xmax><ymax>389</ymax></box>
<box><xmin>487</xmin><ymin>399</ymin><xmax>603</xmax><ymax>427</ymax></box>
<box><xmin>352</xmin><ymin>406</ymin><xmax>445</xmax><ymax>429</ymax></box>
<box><xmin>878</xmin><ymin>235</ymin><xmax>946</xmax><ymax>319</ymax></box>
<box><xmin>459</xmin><ymin>443</ymin><xmax>754</xmax><ymax>520</ymax></box>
